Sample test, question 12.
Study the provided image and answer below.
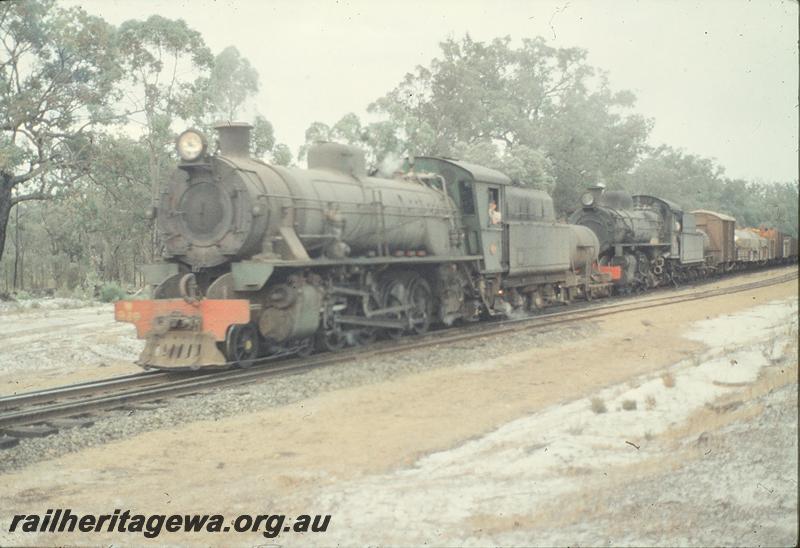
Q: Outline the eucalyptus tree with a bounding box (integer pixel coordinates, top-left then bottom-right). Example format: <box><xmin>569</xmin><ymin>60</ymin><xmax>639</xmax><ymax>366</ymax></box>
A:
<box><xmin>0</xmin><ymin>0</ymin><xmax>121</xmax><ymax>261</ymax></box>
<box><xmin>116</xmin><ymin>15</ymin><xmax>214</xmax><ymax>225</ymax></box>
<box><xmin>629</xmin><ymin>146</ymin><xmax>799</xmax><ymax>236</ymax></box>
<box><xmin>204</xmin><ymin>46</ymin><xmax>259</xmax><ymax>121</ymax></box>
<box><xmin>271</xmin><ymin>143</ymin><xmax>293</xmax><ymax>167</ymax></box>
<box><xmin>186</xmin><ymin>46</ymin><xmax>289</xmax><ymax>164</ymax></box>
<box><xmin>369</xmin><ymin>35</ymin><xmax>651</xmax><ymax>213</ymax></box>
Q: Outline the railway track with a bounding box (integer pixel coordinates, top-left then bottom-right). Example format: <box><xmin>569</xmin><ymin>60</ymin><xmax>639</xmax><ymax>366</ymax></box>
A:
<box><xmin>0</xmin><ymin>371</ymin><xmax>174</xmax><ymax>413</ymax></box>
<box><xmin>0</xmin><ymin>268</ymin><xmax>796</xmax><ymax>449</ymax></box>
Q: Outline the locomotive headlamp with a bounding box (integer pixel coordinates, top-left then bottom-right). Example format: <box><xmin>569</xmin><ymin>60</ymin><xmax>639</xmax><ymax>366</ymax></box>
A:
<box><xmin>176</xmin><ymin>129</ymin><xmax>207</xmax><ymax>161</ymax></box>
<box><xmin>580</xmin><ymin>192</ymin><xmax>595</xmax><ymax>207</ymax></box>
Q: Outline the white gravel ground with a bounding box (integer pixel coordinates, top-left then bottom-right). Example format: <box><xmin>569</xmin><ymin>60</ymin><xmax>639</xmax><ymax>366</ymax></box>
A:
<box><xmin>0</xmin><ymin>297</ymin><xmax>94</xmax><ymax>314</ymax></box>
<box><xmin>0</xmin><ymin>321</ymin><xmax>593</xmax><ymax>471</ymax></box>
<box><xmin>527</xmin><ymin>381</ymin><xmax>798</xmax><ymax>547</ymax></box>
<box><xmin>297</xmin><ymin>299</ymin><xmax>799</xmax><ymax>546</ymax></box>
<box><xmin>0</xmin><ymin>302</ymin><xmax>143</xmax><ymax>379</ymax></box>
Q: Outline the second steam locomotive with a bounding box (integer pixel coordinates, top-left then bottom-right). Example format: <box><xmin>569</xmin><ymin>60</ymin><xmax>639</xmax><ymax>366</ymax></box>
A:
<box><xmin>569</xmin><ymin>185</ymin><xmax>797</xmax><ymax>290</ymax></box>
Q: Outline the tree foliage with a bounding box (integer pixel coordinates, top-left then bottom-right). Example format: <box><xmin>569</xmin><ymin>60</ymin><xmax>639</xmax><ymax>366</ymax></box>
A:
<box><xmin>0</xmin><ymin>2</ymin><xmax>286</xmax><ymax>291</ymax></box>
<box><xmin>185</xmin><ymin>46</ymin><xmax>290</xmax><ymax>163</ymax></box>
<box><xmin>302</xmin><ymin>34</ymin><xmax>794</xmax><ymax>234</ymax></box>
<box><xmin>204</xmin><ymin>46</ymin><xmax>259</xmax><ymax>121</ymax></box>
<box><xmin>4</xmin><ymin>134</ymin><xmax>155</xmax><ymax>292</ymax></box>
<box><xmin>117</xmin><ymin>15</ymin><xmax>213</xmax><ymax>196</ymax></box>
<box><xmin>0</xmin><ymin>0</ymin><xmax>121</xmax><ymax>261</ymax></box>
<box><xmin>626</xmin><ymin>146</ymin><xmax>799</xmax><ymax>236</ymax></box>
<box><xmin>450</xmin><ymin>141</ymin><xmax>556</xmax><ymax>192</ymax></box>
<box><xmin>357</xmin><ymin>35</ymin><xmax>649</xmax><ymax>211</ymax></box>
<box><xmin>249</xmin><ymin>115</ymin><xmax>275</xmax><ymax>158</ymax></box>
<box><xmin>271</xmin><ymin>143</ymin><xmax>293</xmax><ymax>166</ymax></box>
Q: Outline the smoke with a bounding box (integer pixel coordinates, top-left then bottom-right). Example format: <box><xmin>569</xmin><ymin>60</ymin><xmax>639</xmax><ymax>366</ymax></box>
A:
<box><xmin>376</xmin><ymin>151</ymin><xmax>404</xmax><ymax>177</ymax></box>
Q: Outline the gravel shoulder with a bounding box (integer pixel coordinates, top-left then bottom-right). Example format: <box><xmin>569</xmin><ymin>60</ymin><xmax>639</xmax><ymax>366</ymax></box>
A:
<box><xmin>0</xmin><ymin>303</ymin><xmax>143</xmax><ymax>393</ymax></box>
<box><xmin>0</xmin><ymin>267</ymin><xmax>796</xmax><ymax>546</ymax></box>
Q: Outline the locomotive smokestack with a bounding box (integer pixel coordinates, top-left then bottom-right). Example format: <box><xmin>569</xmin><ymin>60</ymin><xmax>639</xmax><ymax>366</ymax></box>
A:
<box><xmin>214</xmin><ymin>122</ymin><xmax>252</xmax><ymax>157</ymax></box>
<box><xmin>588</xmin><ymin>183</ymin><xmax>606</xmax><ymax>202</ymax></box>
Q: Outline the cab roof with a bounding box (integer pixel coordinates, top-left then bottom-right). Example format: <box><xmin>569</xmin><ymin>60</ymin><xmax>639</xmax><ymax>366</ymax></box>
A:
<box><xmin>633</xmin><ymin>194</ymin><xmax>684</xmax><ymax>213</ymax></box>
<box><xmin>692</xmin><ymin>209</ymin><xmax>736</xmax><ymax>222</ymax></box>
<box><xmin>415</xmin><ymin>157</ymin><xmax>512</xmax><ymax>185</ymax></box>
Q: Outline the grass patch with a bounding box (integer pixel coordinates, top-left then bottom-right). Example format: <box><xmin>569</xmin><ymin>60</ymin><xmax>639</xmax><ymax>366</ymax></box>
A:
<box><xmin>645</xmin><ymin>395</ymin><xmax>657</xmax><ymax>410</ymax></box>
<box><xmin>621</xmin><ymin>399</ymin><xmax>637</xmax><ymax>411</ymax></box>
<box><xmin>590</xmin><ymin>397</ymin><xmax>607</xmax><ymax>414</ymax></box>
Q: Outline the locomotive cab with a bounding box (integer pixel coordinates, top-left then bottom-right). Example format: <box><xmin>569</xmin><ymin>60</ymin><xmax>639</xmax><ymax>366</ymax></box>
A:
<box><xmin>404</xmin><ymin>157</ymin><xmax>511</xmax><ymax>273</ymax></box>
<box><xmin>633</xmin><ymin>195</ymin><xmax>705</xmax><ymax>265</ymax></box>
<box><xmin>404</xmin><ymin>157</ymin><xmax>601</xmax><ymax>308</ymax></box>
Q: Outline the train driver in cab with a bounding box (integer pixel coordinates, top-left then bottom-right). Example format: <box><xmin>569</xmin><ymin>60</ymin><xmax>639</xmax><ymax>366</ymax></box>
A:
<box><xmin>489</xmin><ymin>200</ymin><xmax>502</xmax><ymax>225</ymax></box>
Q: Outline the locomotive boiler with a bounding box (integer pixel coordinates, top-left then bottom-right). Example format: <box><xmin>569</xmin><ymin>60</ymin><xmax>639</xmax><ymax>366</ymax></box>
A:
<box><xmin>569</xmin><ymin>186</ymin><xmax>662</xmax><ymax>253</ymax></box>
<box><xmin>158</xmin><ymin>123</ymin><xmax>459</xmax><ymax>269</ymax></box>
<box><xmin>116</xmin><ymin>122</ymin><xmax>602</xmax><ymax>369</ymax></box>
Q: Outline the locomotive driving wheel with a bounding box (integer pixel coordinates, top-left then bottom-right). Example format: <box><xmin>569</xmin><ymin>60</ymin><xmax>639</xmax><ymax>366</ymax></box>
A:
<box><xmin>225</xmin><ymin>323</ymin><xmax>260</xmax><ymax>366</ymax></box>
<box><xmin>406</xmin><ymin>277</ymin><xmax>432</xmax><ymax>334</ymax></box>
<box><xmin>380</xmin><ymin>272</ymin><xmax>432</xmax><ymax>338</ymax></box>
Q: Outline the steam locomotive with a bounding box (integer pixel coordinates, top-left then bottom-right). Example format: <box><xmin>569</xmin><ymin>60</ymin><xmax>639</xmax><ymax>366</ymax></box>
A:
<box><xmin>116</xmin><ymin>123</ymin><xmax>604</xmax><ymax>369</ymax></box>
<box><xmin>569</xmin><ymin>185</ymin><xmax>797</xmax><ymax>290</ymax></box>
<box><xmin>568</xmin><ymin>185</ymin><xmax>707</xmax><ymax>289</ymax></box>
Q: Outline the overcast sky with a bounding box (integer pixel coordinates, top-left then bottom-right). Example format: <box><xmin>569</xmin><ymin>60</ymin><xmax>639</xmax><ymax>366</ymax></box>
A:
<box><xmin>66</xmin><ymin>0</ymin><xmax>798</xmax><ymax>183</ymax></box>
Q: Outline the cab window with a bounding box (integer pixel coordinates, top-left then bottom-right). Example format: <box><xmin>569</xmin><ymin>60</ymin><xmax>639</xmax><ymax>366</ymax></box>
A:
<box><xmin>488</xmin><ymin>188</ymin><xmax>502</xmax><ymax>225</ymax></box>
<box><xmin>458</xmin><ymin>180</ymin><xmax>475</xmax><ymax>214</ymax></box>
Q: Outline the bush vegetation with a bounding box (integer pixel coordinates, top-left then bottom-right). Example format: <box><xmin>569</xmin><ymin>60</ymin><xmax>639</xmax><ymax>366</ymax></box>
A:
<box><xmin>99</xmin><ymin>282</ymin><xmax>127</xmax><ymax>303</ymax></box>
